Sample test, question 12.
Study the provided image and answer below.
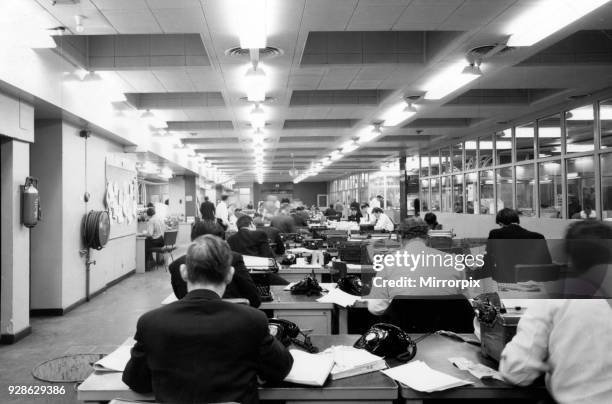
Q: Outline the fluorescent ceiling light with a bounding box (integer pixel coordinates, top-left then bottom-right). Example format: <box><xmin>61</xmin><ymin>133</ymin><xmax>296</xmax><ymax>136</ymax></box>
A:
<box><xmin>556</xmin><ymin>144</ymin><xmax>595</xmax><ymax>153</ymax></box>
<box><xmin>380</xmin><ymin>102</ymin><xmax>416</xmax><ymax>126</ymax></box>
<box><xmin>358</xmin><ymin>125</ymin><xmax>383</xmax><ymax>144</ymax></box>
<box><xmin>566</xmin><ymin>106</ymin><xmax>595</xmax><ymax>121</ymax></box>
<box><xmin>239</xmin><ymin>0</ymin><xmax>266</xmax><ymax>49</ymax></box>
<box><xmin>250</xmin><ymin>103</ymin><xmax>266</xmax><ymax>128</ymax></box>
<box><xmin>330</xmin><ymin>151</ymin><xmax>343</xmax><ymax>161</ymax></box>
<box><xmin>245</xmin><ymin>66</ymin><xmax>266</xmax><ymax>102</ymax></box>
<box><xmin>341</xmin><ymin>140</ymin><xmax>358</xmax><ymax>154</ymax></box>
<box><xmin>507</xmin><ymin>0</ymin><xmax>611</xmax><ymax>47</ymax></box>
<box><xmin>424</xmin><ymin>61</ymin><xmax>480</xmax><ymax>100</ymax></box>
<box><xmin>82</xmin><ymin>71</ymin><xmax>102</xmax><ymax>82</ymax></box>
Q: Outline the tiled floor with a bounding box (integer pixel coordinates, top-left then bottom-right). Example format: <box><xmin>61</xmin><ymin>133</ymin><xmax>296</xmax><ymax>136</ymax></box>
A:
<box><xmin>0</xmin><ymin>262</ymin><xmax>175</xmax><ymax>404</ymax></box>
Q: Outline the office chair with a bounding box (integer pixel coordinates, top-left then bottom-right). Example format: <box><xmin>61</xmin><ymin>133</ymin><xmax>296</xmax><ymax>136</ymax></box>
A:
<box><xmin>148</xmin><ymin>230</ymin><xmax>178</xmax><ymax>271</ymax></box>
<box><xmin>514</xmin><ymin>264</ymin><xmax>562</xmax><ymax>282</ymax></box>
<box><xmin>382</xmin><ymin>294</ymin><xmax>476</xmax><ymax>333</ymax></box>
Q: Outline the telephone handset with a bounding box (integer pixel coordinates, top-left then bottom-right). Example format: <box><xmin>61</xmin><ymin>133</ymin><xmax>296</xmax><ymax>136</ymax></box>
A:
<box><xmin>354</xmin><ymin>323</ymin><xmax>417</xmax><ymax>362</ymax></box>
<box><xmin>268</xmin><ymin>318</ymin><xmax>318</xmax><ymax>353</ymax></box>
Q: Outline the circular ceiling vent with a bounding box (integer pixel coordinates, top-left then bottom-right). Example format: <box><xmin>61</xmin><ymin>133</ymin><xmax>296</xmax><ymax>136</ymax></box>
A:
<box><xmin>225</xmin><ymin>46</ymin><xmax>284</xmax><ymax>59</ymax></box>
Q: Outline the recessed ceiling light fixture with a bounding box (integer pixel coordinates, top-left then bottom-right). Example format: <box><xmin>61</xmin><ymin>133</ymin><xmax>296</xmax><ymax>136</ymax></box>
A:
<box><xmin>238</xmin><ymin>0</ymin><xmax>267</xmax><ymax>49</ymax></box>
<box><xmin>424</xmin><ymin>61</ymin><xmax>481</xmax><ymax>100</ymax></box>
<box><xmin>358</xmin><ymin>123</ymin><xmax>383</xmax><ymax>144</ymax></box>
<box><xmin>82</xmin><ymin>70</ymin><xmax>102</xmax><ymax>82</ymax></box>
<box><xmin>245</xmin><ymin>65</ymin><xmax>267</xmax><ymax>102</ymax></box>
<box><xmin>74</xmin><ymin>15</ymin><xmax>85</xmax><ymax>34</ymax></box>
<box><xmin>506</xmin><ymin>0</ymin><xmax>611</xmax><ymax>47</ymax></box>
<box><xmin>250</xmin><ymin>103</ymin><xmax>266</xmax><ymax>129</ymax></box>
<box><xmin>380</xmin><ymin>99</ymin><xmax>417</xmax><ymax>126</ymax></box>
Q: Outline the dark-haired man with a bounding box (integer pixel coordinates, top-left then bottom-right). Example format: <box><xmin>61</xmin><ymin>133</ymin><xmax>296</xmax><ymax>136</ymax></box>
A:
<box><xmin>500</xmin><ymin>220</ymin><xmax>612</xmax><ymax>403</ymax></box>
<box><xmin>482</xmin><ymin>208</ymin><xmax>552</xmax><ymax>283</ymax></box>
<box><xmin>144</xmin><ymin>207</ymin><xmax>165</xmax><ymax>268</ymax></box>
<box><xmin>372</xmin><ymin>207</ymin><xmax>394</xmax><ymax>232</ymax></box>
<box><xmin>292</xmin><ymin>206</ymin><xmax>310</xmax><ymax>227</ymax></box>
<box><xmin>199</xmin><ymin>196</ymin><xmax>215</xmax><ymax>220</ymax></box>
<box><xmin>123</xmin><ymin>235</ymin><xmax>293</xmax><ymax>404</ymax></box>
<box><xmin>228</xmin><ymin>215</ymin><xmax>275</xmax><ymax>258</ymax></box>
<box><xmin>270</xmin><ymin>207</ymin><xmax>297</xmax><ymax>234</ymax></box>
<box><xmin>169</xmin><ymin>220</ymin><xmax>260</xmax><ymax>307</ymax></box>
<box><xmin>254</xmin><ymin>216</ymin><xmax>285</xmax><ymax>255</ymax></box>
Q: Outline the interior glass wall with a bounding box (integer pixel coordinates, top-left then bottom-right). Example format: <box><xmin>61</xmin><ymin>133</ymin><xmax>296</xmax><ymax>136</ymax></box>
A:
<box><xmin>420</xmin><ymin>179</ymin><xmax>430</xmax><ymax>212</ymax></box>
<box><xmin>465</xmin><ymin>172</ymin><xmax>478</xmax><ymax>214</ymax></box>
<box><xmin>441</xmin><ymin>176</ymin><xmax>451</xmax><ymax>212</ymax></box>
<box><xmin>537</xmin><ymin>114</ymin><xmax>562</xmax><ymax>158</ymax></box>
<box><xmin>566</xmin><ymin>105</ymin><xmax>594</xmax><ymax>153</ymax></box>
<box><xmin>516</xmin><ymin>164</ymin><xmax>535</xmax><ymax>217</ymax></box>
<box><xmin>479</xmin><ymin>170</ymin><xmax>495</xmax><ymax>214</ymax></box>
<box><xmin>430</xmin><ymin>178</ymin><xmax>440</xmax><ymax>211</ymax></box>
<box><xmin>464</xmin><ymin>141</ymin><xmax>477</xmax><ymax>171</ymax></box>
<box><xmin>566</xmin><ymin>156</ymin><xmax>595</xmax><ymax>219</ymax></box>
<box><xmin>452</xmin><ymin>143</ymin><xmax>463</xmax><ymax>172</ymax></box>
<box><xmin>478</xmin><ymin>136</ymin><xmax>494</xmax><ymax>168</ymax></box>
<box><xmin>539</xmin><ymin>161</ymin><xmax>562</xmax><ymax>218</ymax></box>
<box><xmin>601</xmin><ymin>99</ymin><xmax>612</xmax><ymax>149</ymax></box>
<box><xmin>453</xmin><ymin>174</ymin><xmax>463</xmax><ymax>213</ymax></box>
<box><xmin>601</xmin><ymin>153</ymin><xmax>612</xmax><ymax>220</ymax></box>
<box><xmin>495</xmin><ymin>129</ymin><xmax>512</xmax><ymax>165</ymax></box>
<box><xmin>516</xmin><ymin>122</ymin><xmax>535</xmax><ymax>161</ymax></box>
<box><xmin>496</xmin><ymin>167</ymin><xmax>513</xmax><ymax>211</ymax></box>
<box><xmin>429</xmin><ymin>151</ymin><xmax>440</xmax><ymax>176</ymax></box>
<box><xmin>441</xmin><ymin>147</ymin><xmax>451</xmax><ymax>175</ymax></box>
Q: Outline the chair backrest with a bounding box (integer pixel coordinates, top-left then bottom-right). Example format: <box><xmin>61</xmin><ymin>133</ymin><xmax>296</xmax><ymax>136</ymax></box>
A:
<box><xmin>382</xmin><ymin>295</ymin><xmax>475</xmax><ymax>333</ymax></box>
<box><xmin>162</xmin><ymin>231</ymin><xmax>178</xmax><ymax>247</ymax></box>
<box><xmin>514</xmin><ymin>264</ymin><xmax>562</xmax><ymax>282</ymax></box>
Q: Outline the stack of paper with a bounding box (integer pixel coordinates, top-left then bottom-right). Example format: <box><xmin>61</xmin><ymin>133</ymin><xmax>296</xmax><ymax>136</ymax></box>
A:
<box><xmin>93</xmin><ymin>345</ymin><xmax>134</xmax><ymax>372</ymax></box>
<box><xmin>322</xmin><ymin>346</ymin><xmax>387</xmax><ymax>380</ymax></box>
<box><xmin>449</xmin><ymin>357</ymin><xmax>503</xmax><ymax>381</ymax></box>
<box><xmin>382</xmin><ymin>361</ymin><xmax>473</xmax><ymax>392</ymax></box>
<box><xmin>284</xmin><ymin>349</ymin><xmax>335</xmax><ymax>386</ymax></box>
<box><xmin>317</xmin><ymin>288</ymin><xmax>362</xmax><ymax>307</ymax></box>
<box><xmin>243</xmin><ymin>255</ymin><xmax>273</xmax><ymax>269</ymax></box>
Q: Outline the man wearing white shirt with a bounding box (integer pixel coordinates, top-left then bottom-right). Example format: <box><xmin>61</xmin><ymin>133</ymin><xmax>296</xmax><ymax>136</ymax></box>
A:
<box><xmin>499</xmin><ymin>220</ymin><xmax>612</xmax><ymax>404</ymax></box>
<box><xmin>368</xmin><ymin>195</ymin><xmax>381</xmax><ymax>213</ymax></box>
<box><xmin>371</xmin><ymin>207</ymin><xmax>394</xmax><ymax>232</ymax></box>
<box><xmin>215</xmin><ymin>195</ymin><xmax>229</xmax><ymax>229</ymax></box>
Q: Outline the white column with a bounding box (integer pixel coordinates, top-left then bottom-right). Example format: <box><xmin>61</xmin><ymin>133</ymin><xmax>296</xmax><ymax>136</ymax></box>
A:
<box><xmin>1</xmin><ymin>139</ymin><xmax>31</xmax><ymax>343</ymax></box>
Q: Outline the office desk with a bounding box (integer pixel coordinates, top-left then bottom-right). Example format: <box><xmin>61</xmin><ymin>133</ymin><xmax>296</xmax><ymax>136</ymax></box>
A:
<box><xmin>77</xmin><ymin>334</ymin><xmax>398</xmax><ymax>404</ymax></box>
<box><xmin>399</xmin><ymin>333</ymin><xmax>549</xmax><ymax>403</ymax></box>
<box><xmin>278</xmin><ymin>263</ymin><xmax>374</xmax><ymax>283</ymax></box>
<box><xmin>263</xmin><ymin>286</ymin><xmax>334</xmax><ymax>334</ymax></box>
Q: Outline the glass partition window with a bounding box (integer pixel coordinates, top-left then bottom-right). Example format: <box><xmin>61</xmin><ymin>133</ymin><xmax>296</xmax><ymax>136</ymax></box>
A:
<box><xmin>420</xmin><ymin>179</ymin><xmax>430</xmax><ymax>212</ymax></box>
<box><xmin>600</xmin><ymin>99</ymin><xmax>612</xmax><ymax>149</ymax></box>
<box><xmin>566</xmin><ymin>156</ymin><xmax>596</xmax><ymax>219</ymax></box>
<box><xmin>538</xmin><ymin>114</ymin><xmax>562</xmax><ymax>158</ymax></box>
<box><xmin>495</xmin><ymin>129</ymin><xmax>512</xmax><ymax>165</ymax></box>
<box><xmin>515</xmin><ymin>164</ymin><xmax>535</xmax><ymax>217</ymax></box>
<box><xmin>441</xmin><ymin>176</ymin><xmax>452</xmax><ymax>212</ymax></box>
<box><xmin>465</xmin><ymin>172</ymin><xmax>478</xmax><ymax>214</ymax></box>
<box><xmin>516</xmin><ymin>122</ymin><xmax>535</xmax><ymax>161</ymax></box>
<box><xmin>452</xmin><ymin>143</ymin><xmax>463</xmax><ymax>172</ymax></box>
<box><xmin>478</xmin><ymin>136</ymin><xmax>494</xmax><ymax>168</ymax></box>
<box><xmin>420</xmin><ymin>156</ymin><xmax>430</xmax><ymax>177</ymax></box>
<box><xmin>464</xmin><ymin>141</ymin><xmax>477</xmax><ymax>170</ymax></box>
<box><xmin>430</xmin><ymin>178</ymin><xmax>440</xmax><ymax>211</ymax></box>
<box><xmin>441</xmin><ymin>147</ymin><xmax>451</xmax><ymax>175</ymax></box>
<box><xmin>429</xmin><ymin>151</ymin><xmax>440</xmax><ymax>176</ymax></box>
<box><xmin>601</xmin><ymin>153</ymin><xmax>612</xmax><ymax>220</ymax></box>
<box><xmin>496</xmin><ymin>167</ymin><xmax>513</xmax><ymax>211</ymax></box>
<box><xmin>565</xmin><ymin>105</ymin><xmax>594</xmax><ymax>153</ymax></box>
<box><xmin>453</xmin><ymin>174</ymin><xmax>464</xmax><ymax>213</ymax></box>
<box><xmin>539</xmin><ymin>161</ymin><xmax>562</xmax><ymax>219</ymax></box>
<box><xmin>479</xmin><ymin>170</ymin><xmax>495</xmax><ymax>214</ymax></box>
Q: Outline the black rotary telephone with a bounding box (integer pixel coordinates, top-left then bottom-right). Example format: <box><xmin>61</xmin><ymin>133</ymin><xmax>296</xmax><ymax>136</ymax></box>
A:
<box><xmin>280</xmin><ymin>253</ymin><xmax>297</xmax><ymax>266</ymax></box>
<box><xmin>268</xmin><ymin>318</ymin><xmax>318</xmax><ymax>353</ymax></box>
<box><xmin>337</xmin><ymin>275</ymin><xmax>363</xmax><ymax>296</ymax></box>
<box><xmin>290</xmin><ymin>270</ymin><xmax>323</xmax><ymax>296</ymax></box>
<box><xmin>354</xmin><ymin>323</ymin><xmax>417</xmax><ymax>362</ymax></box>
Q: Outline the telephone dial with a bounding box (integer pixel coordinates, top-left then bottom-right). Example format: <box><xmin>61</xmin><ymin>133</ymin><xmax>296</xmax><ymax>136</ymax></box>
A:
<box><xmin>268</xmin><ymin>318</ymin><xmax>318</xmax><ymax>353</ymax></box>
<box><xmin>290</xmin><ymin>270</ymin><xmax>323</xmax><ymax>296</ymax></box>
<box><xmin>354</xmin><ymin>323</ymin><xmax>417</xmax><ymax>362</ymax></box>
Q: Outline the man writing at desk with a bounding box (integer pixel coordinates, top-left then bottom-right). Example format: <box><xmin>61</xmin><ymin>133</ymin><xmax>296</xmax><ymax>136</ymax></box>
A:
<box><xmin>123</xmin><ymin>234</ymin><xmax>293</xmax><ymax>404</ymax></box>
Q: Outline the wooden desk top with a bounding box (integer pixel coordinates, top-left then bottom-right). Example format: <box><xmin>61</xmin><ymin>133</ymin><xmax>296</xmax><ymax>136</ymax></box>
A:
<box><xmin>77</xmin><ymin>334</ymin><xmax>398</xmax><ymax>402</ymax></box>
<box><xmin>398</xmin><ymin>333</ymin><xmax>549</xmax><ymax>401</ymax></box>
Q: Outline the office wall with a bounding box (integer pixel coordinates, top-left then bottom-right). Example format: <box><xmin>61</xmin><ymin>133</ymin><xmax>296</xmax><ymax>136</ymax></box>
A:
<box><xmin>30</xmin><ymin>120</ymin><xmax>63</xmax><ymax>309</ymax></box>
<box><xmin>0</xmin><ymin>92</ymin><xmax>34</xmax><ymax>143</ymax></box>
<box><xmin>168</xmin><ymin>176</ymin><xmax>186</xmax><ymax>216</ymax></box>
<box><xmin>252</xmin><ymin>182</ymin><xmax>327</xmax><ymax>206</ymax></box>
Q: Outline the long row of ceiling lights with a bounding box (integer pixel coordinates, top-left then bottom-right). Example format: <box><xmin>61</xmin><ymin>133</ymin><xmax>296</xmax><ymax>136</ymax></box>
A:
<box><xmin>295</xmin><ymin>0</ymin><xmax>611</xmax><ymax>183</ymax></box>
<box><xmin>238</xmin><ymin>0</ymin><xmax>269</xmax><ymax>185</ymax></box>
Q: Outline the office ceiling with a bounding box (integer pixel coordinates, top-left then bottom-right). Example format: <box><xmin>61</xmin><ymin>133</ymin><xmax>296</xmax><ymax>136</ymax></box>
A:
<box><xmin>35</xmin><ymin>0</ymin><xmax>612</xmax><ymax>183</ymax></box>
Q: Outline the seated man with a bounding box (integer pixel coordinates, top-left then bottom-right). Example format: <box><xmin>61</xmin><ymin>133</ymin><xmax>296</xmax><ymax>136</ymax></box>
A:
<box><xmin>499</xmin><ymin>220</ymin><xmax>612</xmax><ymax>403</ymax></box>
<box><xmin>482</xmin><ymin>208</ymin><xmax>552</xmax><ymax>282</ymax></box>
<box><xmin>254</xmin><ymin>216</ymin><xmax>285</xmax><ymax>255</ymax></box>
<box><xmin>424</xmin><ymin>212</ymin><xmax>442</xmax><ymax>230</ymax></box>
<box><xmin>123</xmin><ymin>234</ymin><xmax>293</xmax><ymax>404</ymax></box>
<box><xmin>371</xmin><ymin>207</ymin><xmax>395</xmax><ymax>232</ymax></box>
<box><xmin>292</xmin><ymin>206</ymin><xmax>310</xmax><ymax>227</ymax></box>
<box><xmin>228</xmin><ymin>215</ymin><xmax>275</xmax><ymax>258</ymax></box>
<box><xmin>324</xmin><ymin>204</ymin><xmax>337</xmax><ymax>217</ymax></box>
<box><xmin>270</xmin><ymin>207</ymin><xmax>297</xmax><ymax>234</ymax></box>
<box><xmin>347</xmin><ymin>205</ymin><xmax>362</xmax><ymax>222</ymax></box>
<box><xmin>359</xmin><ymin>203</ymin><xmax>371</xmax><ymax>224</ymax></box>
<box><xmin>366</xmin><ymin>217</ymin><xmax>470</xmax><ymax>316</ymax></box>
<box><xmin>169</xmin><ymin>220</ymin><xmax>261</xmax><ymax>307</ymax></box>
<box><xmin>143</xmin><ymin>207</ymin><xmax>165</xmax><ymax>268</ymax></box>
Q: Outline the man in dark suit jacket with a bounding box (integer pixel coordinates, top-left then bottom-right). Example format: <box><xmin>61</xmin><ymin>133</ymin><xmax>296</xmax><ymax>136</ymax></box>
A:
<box><xmin>270</xmin><ymin>208</ymin><xmax>297</xmax><ymax>234</ymax></box>
<box><xmin>254</xmin><ymin>216</ymin><xmax>285</xmax><ymax>255</ymax></box>
<box><xmin>123</xmin><ymin>235</ymin><xmax>293</xmax><ymax>404</ymax></box>
<box><xmin>291</xmin><ymin>206</ymin><xmax>310</xmax><ymax>227</ymax></box>
<box><xmin>482</xmin><ymin>208</ymin><xmax>552</xmax><ymax>283</ymax></box>
<box><xmin>228</xmin><ymin>216</ymin><xmax>275</xmax><ymax>258</ymax></box>
<box><xmin>199</xmin><ymin>196</ymin><xmax>216</xmax><ymax>221</ymax></box>
<box><xmin>169</xmin><ymin>220</ymin><xmax>260</xmax><ymax>307</ymax></box>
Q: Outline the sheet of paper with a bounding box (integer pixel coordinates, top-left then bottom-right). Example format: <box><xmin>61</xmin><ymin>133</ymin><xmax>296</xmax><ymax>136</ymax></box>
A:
<box><xmin>283</xmin><ymin>349</ymin><xmax>335</xmax><ymax>386</ymax></box>
<box><xmin>287</xmin><ymin>247</ymin><xmax>313</xmax><ymax>254</ymax></box>
<box><xmin>243</xmin><ymin>255</ymin><xmax>272</xmax><ymax>268</ymax></box>
<box><xmin>449</xmin><ymin>357</ymin><xmax>504</xmax><ymax>381</ymax></box>
<box><xmin>289</xmin><ymin>263</ymin><xmax>322</xmax><ymax>269</ymax></box>
<box><xmin>345</xmin><ymin>264</ymin><xmax>362</xmax><ymax>271</ymax></box>
<box><xmin>317</xmin><ymin>288</ymin><xmax>362</xmax><ymax>307</ymax></box>
<box><xmin>323</xmin><ymin>346</ymin><xmax>387</xmax><ymax>374</ymax></box>
<box><xmin>161</xmin><ymin>293</ymin><xmax>177</xmax><ymax>305</ymax></box>
<box><xmin>382</xmin><ymin>361</ymin><xmax>473</xmax><ymax>393</ymax></box>
<box><xmin>93</xmin><ymin>345</ymin><xmax>134</xmax><ymax>372</ymax></box>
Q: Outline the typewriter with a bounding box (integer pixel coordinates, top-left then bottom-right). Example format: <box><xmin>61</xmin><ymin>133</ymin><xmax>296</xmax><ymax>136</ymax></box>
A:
<box><xmin>337</xmin><ymin>240</ymin><xmax>372</xmax><ymax>264</ymax></box>
<box><xmin>256</xmin><ymin>284</ymin><xmax>273</xmax><ymax>302</ymax></box>
<box><xmin>303</xmin><ymin>238</ymin><xmax>323</xmax><ymax>250</ymax></box>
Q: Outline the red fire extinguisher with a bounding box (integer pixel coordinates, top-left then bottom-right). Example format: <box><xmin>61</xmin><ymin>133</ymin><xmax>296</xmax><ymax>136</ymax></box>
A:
<box><xmin>22</xmin><ymin>177</ymin><xmax>41</xmax><ymax>228</ymax></box>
